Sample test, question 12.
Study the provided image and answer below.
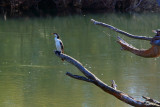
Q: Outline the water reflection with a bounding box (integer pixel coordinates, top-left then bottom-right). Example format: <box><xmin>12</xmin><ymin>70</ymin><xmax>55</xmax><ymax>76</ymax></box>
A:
<box><xmin>0</xmin><ymin>13</ymin><xmax>160</xmax><ymax>107</ymax></box>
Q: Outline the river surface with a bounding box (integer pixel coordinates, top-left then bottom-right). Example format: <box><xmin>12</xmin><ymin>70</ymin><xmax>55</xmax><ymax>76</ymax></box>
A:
<box><xmin>0</xmin><ymin>13</ymin><xmax>160</xmax><ymax>107</ymax></box>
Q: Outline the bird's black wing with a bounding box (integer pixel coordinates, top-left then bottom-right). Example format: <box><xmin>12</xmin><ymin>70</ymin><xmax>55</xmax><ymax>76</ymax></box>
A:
<box><xmin>60</xmin><ymin>41</ymin><xmax>64</xmax><ymax>53</ymax></box>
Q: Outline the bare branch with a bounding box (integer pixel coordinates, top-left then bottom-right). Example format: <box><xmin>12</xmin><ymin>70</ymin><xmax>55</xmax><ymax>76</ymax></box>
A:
<box><xmin>126</xmin><ymin>0</ymin><xmax>143</xmax><ymax>10</ymax></box>
<box><xmin>134</xmin><ymin>0</ymin><xmax>143</xmax><ymax>9</ymax></box>
<box><xmin>66</xmin><ymin>72</ymin><xmax>94</xmax><ymax>83</ymax></box>
<box><xmin>54</xmin><ymin>50</ymin><xmax>98</xmax><ymax>80</ymax></box>
<box><xmin>91</xmin><ymin>19</ymin><xmax>152</xmax><ymax>41</ymax></box>
<box><xmin>54</xmin><ymin>51</ymin><xmax>160</xmax><ymax>107</ymax></box>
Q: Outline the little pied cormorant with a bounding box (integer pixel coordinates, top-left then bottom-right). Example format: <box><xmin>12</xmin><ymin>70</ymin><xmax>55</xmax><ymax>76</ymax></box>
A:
<box><xmin>52</xmin><ymin>33</ymin><xmax>64</xmax><ymax>61</ymax></box>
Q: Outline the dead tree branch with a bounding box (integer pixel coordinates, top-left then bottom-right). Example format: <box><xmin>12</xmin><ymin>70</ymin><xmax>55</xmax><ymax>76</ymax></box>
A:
<box><xmin>134</xmin><ymin>0</ymin><xmax>143</xmax><ymax>9</ymax></box>
<box><xmin>91</xmin><ymin>19</ymin><xmax>152</xmax><ymax>41</ymax></box>
<box><xmin>54</xmin><ymin>51</ymin><xmax>160</xmax><ymax>107</ymax></box>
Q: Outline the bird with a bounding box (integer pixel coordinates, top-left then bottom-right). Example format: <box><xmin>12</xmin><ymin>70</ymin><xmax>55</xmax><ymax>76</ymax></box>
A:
<box><xmin>52</xmin><ymin>33</ymin><xmax>64</xmax><ymax>61</ymax></box>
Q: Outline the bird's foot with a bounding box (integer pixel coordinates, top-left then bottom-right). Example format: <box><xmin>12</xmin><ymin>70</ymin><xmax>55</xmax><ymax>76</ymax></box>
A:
<box><xmin>54</xmin><ymin>50</ymin><xmax>61</xmax><ymax>55</ymax></box>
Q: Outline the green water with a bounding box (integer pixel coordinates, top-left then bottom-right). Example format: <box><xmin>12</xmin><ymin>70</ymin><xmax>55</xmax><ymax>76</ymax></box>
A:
<box><xmin>0</xmin><ymin>13</ymin><xmax>160</xmax><ymax>107</ymax></box>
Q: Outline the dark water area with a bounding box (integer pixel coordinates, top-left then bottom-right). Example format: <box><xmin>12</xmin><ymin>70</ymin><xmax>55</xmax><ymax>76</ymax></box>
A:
<box><xmin>0</xmin><ymin>13</ymin><xmax>160</xmax><ymax>107</ymax></box>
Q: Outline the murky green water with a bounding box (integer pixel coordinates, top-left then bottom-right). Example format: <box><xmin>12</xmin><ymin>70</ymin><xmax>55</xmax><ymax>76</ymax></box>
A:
<box><xmin>0</xmin><ymin>13</ymin><xmax>160</xmax><ymax>107</ymax></box>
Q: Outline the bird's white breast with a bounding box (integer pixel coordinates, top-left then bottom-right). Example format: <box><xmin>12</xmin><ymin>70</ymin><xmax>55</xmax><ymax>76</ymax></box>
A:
<box><xmin>55</xmin><ymin>39</ymin><xmax>62</xmax><ymax>52</ymax></box>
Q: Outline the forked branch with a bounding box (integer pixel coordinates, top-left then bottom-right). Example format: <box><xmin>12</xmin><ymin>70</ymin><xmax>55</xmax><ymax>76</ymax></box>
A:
<box><xmin>54</xmin><ymin>51</ymin><xmax>160</xmax><ymax>107</ymax></box>
<box><xmin>91</xmin><ymin>19</ymin><xmax>152</xmax><ymax>41</ymax></box>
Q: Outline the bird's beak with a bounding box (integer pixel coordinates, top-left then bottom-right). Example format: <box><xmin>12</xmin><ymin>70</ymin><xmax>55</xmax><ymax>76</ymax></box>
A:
<box><xmin>51</xmin><ymin>33</ymin><xmax>56</xmax><ymax>36</ymax></box>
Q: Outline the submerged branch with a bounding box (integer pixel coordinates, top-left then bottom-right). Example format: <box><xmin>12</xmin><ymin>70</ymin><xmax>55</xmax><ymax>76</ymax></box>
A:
<box><xmin>54</xmin><ymin>51</ymin><xmax>160</xmax><ymax>107</ymax></box>
<box><xmin>91</xmin><ymin>19</ymin><xmax>152</xmax><ymax>41</ymax></box>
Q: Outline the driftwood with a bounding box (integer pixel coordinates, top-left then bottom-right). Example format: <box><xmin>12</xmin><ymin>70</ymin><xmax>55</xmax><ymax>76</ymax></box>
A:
<box><xmin>91</xmin><ymin>19</ymin><xmax>152</xmax><ymax>41</ymax></box>
<box><xmin>91</xmin><ymin>19</ymin><xmax>160</xmax><ymax>58</ymax></box>
<box><xmin>117</xmin><ymin>36</ymin><xmax>160</xmax><ymax>58</ymax></box>
<box><xmin>54</xmin><ymin>51</ymin><xmax>160</xmax><ymax>107</ymax></box>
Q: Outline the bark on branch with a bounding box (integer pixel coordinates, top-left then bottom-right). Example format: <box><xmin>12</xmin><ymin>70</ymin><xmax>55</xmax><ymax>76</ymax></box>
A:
<box><xmin>91</xmin><ymin>19</ymin><xmax>152</xmax><ymax>41</ymax></box>
<box><xmin>54</xmin><ymin>51</ymin><xmax>160</xmax><ymax>107</ymax></box>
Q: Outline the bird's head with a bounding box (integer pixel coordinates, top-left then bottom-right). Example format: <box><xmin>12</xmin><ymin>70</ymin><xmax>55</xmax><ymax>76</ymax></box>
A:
<box><xmin>51</xmin><ymin>33</ymin><xmax>59</xmax><ymax>39</ymax></box>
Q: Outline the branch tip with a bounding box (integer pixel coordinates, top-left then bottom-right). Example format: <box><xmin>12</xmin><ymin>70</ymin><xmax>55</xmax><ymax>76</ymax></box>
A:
<box><xmin>91</xmin><ymin>19</ymin><xmax>97</xmax><ymax>24</ymax></box>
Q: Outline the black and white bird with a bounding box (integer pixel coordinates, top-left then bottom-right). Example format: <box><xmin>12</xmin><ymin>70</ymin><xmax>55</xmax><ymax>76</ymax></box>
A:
<box><xmin>52</xmin><ymin>33</ymin><xmax>64</xmax><ymax>61</ymax></box>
